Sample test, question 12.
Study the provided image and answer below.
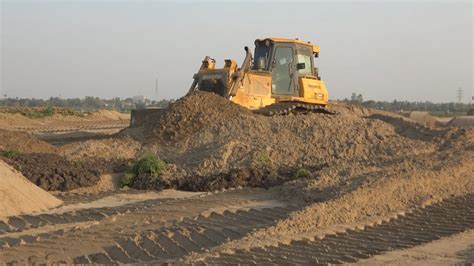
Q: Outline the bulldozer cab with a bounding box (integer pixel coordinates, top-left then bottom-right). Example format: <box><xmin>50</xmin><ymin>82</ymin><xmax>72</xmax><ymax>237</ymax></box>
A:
<box><xmin>252</xmin><ymin>38</ymin><xmax>319</xmax><ymax>97</ymax></box>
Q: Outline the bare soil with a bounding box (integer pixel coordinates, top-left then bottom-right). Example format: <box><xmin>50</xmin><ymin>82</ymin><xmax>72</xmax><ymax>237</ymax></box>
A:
<box><xmin>1</xmin><ymin>153</ymin><xmax>131</xmax><ymax>191</ymax></box>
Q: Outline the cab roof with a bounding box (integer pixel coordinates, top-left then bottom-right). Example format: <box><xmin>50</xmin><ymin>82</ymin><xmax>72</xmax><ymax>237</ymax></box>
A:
<box><xmin>255</xmin><ymin>37</ymin><xmax>320</xmax><ymax>54</ymax></box>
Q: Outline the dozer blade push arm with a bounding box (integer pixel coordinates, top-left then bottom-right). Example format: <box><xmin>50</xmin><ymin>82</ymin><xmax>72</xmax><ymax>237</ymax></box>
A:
<box><xmin>228</xmin><ymin>46</ymin><xmax>252</xmax><ymax>98</ymax></box>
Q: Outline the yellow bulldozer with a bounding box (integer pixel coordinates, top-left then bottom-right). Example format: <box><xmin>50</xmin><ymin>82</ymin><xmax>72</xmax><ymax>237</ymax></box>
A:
<box><xmin>188</xmin><ymin>37</ymin><xmax>333</xmax><ymax>115</ymax></box>
<box><xmin>130</xmin><ymin>37</ymin><xmax>333</xmax><ymax>127</ymax></box>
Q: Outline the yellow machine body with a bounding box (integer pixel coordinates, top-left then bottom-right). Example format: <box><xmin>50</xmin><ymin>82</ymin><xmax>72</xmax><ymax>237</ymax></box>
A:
<box><xmin>188</xmin><ymin>38</ymin><xmax>330</xmax><ymax>112</ymax></box>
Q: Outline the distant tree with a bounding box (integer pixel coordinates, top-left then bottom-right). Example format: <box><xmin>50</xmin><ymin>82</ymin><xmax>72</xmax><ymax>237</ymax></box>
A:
<box><xmin>350</xmin><ymin>92</ymin><xmax>357</xmax><ymax>102</ymax></box>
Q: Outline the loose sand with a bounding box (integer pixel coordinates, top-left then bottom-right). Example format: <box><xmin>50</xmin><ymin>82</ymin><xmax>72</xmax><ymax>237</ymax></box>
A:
<box><xmin>0</xmin><ymin>160</ymin><xmax>62</xmax><ymax>219</ymax></box>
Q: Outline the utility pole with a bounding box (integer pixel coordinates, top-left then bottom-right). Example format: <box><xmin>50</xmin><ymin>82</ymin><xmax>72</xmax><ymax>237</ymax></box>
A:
<box><xmin>155</xmin><ymin>78</ymin><xmax>159</xmax><ymax>103</ymax></box>
<box><xmin>457</xmin><ymin>87</ymin><xmax>463</xmax><ymax>103</ymax></box>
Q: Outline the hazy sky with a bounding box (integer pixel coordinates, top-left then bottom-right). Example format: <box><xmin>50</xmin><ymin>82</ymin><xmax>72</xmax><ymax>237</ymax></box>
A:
<box><xmin>1</xmin><ymin>1</ymin><xmax>472</xmax><ymax>102</ymax></box>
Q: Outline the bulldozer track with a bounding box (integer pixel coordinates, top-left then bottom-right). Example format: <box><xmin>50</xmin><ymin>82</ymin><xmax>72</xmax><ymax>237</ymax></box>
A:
<box><xmin>71</xmin><ymin>205</ymin><xmax>298</xmax><ymax>264</ymax></box>
<box><xmin>1</xmin><ymin>193</ymin><xmax>472</xmax><ymax>264</ymax></box>
<box><xmin>254</xmin><ymin>102</ymin><xmax>336</xmax><ymax>116</ymax></box>
<box><xmin>0</xmin><ymin>188</ymin><xmax>288</xmax><ymax>264</ymax></box>
<box><xmin>0</xmin><ymin>197</ymin><xmax>178</xmax><ymax>247</ymax></box>
<box><xmin>203</xmin><ymin>194</ymin><xmax>474</xmax><ymax>265</ymax></box>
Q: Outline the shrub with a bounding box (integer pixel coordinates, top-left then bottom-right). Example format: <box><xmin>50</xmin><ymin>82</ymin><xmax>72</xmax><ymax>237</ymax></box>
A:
<box><xmin>131</xmin><ymin>153</ymin><xmax>167</xmax><ymax>178</ymax></box>
<box><xmin>0</xmin><ymin>150</ymin><xmax>20</xmax><ymax>158</ymax></box>
<box><xmin>255</xmin><ymin>152</ymin><xmax>270</xmax><ymax>164</ymax></box>
<box><xmin>294</xmin><ymin>167</ymin><xmax>310</xmax><ymax>179</ymax></box>
<box><xmin>120</xmin><ymin>171</ymin><xmax>134</xmax><ymax>188</ymax></box>
<box><xmin>27</xmin><ymin>107</ymin><xmax>55</xmax><ymax>118</ymax></box>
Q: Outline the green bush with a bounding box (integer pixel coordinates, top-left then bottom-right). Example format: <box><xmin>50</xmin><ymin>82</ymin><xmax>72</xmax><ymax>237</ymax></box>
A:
<box><xmin>294</xmin><ymin>167</ymin><xmax>310</xmax><ymax>179</ymax></box>
<box><xmin>131</xmin><ymin>153</ymin><xmax>167</xmax><ymax>178</ymax></box>
<box><xmin>0</xmin><ymin>150</ymin><xmax>20</xmax><ymax>158</ymax></box>
<box><xmin>255</xmin><ymin>152</ymin><xmax>270</xmax><ymax>164</ymax></box>
<box><xmin>27</xmin><ymin>107</ymin><xmax>55</xmax><ymax>118</ymax></box>
<box><xmin>120</xmin><ymin>153</ymin><xmax>167</xmax><ymax>188</ymax></box>
<box><xmin>120</xmin><ymin>171</ymin><xmax>134</xmax><ymax>188</ymax></box>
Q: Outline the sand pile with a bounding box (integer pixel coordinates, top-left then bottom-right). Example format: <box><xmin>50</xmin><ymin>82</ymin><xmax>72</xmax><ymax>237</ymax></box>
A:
<box><xmin>0</xmin><ymin>113</ymin><xmax>42</xmax><ymax>128</ymax></box>
<box><xmin>0</xmin><ymin>160</ymin><xmax>62</xmax><ymax>218</ymax></box>
<box><xmin>0</xmin><ymin>129</ymin><xmax>58</xmax><ymax>154</ymax></box>
<box><xmin>408</xmin><ymin>111</ymin><xmax>440</xmax><ymax>128</ymax></box>
<box><xmin>0</xmin><ymin>109</ymin><xmax>129</xmax><ymax>130</ymax></box>
<box><xmin>82</xmin><ymin>110</ymin><xmax>130</xmax><ymax>121</ymax></box>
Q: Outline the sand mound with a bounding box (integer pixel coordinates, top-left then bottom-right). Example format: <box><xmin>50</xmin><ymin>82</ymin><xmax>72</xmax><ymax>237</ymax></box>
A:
<box><xmin>0</xmin><ymin>113</ymin><xmax>42</xmax><ymax>128</ymax></box>
<box><xmin>408</xmin><ymin>111</ymin><xmax>440</xmax><ymax>127</ymax></box>
<box><xmin>0</xmin><ymin>160</ymin><xmax>62</xmax><ymax>219</ymax></box>
<box><xmin>86</xmin><ymin>110</ymin><xmax>130</xmax><ymax>121</ymax></box>
<box><xmin>0</xmin><ymin>109</ymin><xmax>129</xmax><ymax>130</ymax></box>
<box><xmin>0</xmin><ymin>129</ymin><xmax>58</xmax><ymax>154</ymax></box>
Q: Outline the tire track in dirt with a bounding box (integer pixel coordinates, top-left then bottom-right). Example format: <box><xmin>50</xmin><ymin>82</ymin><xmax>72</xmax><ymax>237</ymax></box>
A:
<box><xmin>7</xmin><ymin>123</ymin><xmax>128</xmax><ymax>133</ymax></box>
<box><xmin>71</xmin><ymin>205</ymin><xmax>298</xmax><ymax>264</ymax></box>
<box><xmin>201</xmin><ymin>194</ymin><xmax>474</xmax><ymax>265</ymax></box>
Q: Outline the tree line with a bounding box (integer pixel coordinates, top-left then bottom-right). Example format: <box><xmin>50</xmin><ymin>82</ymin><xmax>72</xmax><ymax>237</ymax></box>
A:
<box><xmin>0</xmin><ymin>94</ymin><xmax>471</xmax><ymax>115</ymax></box>
<box><xmin>343</xmin><ymin>93</ymin><xmax>471</xmax><ymax>115</ymax></box>
<box><xmin>0</xmin><ymin>97</ymin><xmax>172</xmax><ymax>112</ymax></box>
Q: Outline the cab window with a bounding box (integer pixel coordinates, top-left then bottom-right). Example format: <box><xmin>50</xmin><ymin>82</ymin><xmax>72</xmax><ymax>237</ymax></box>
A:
<box><xmin>297</xmin><ymin>54</ymin><xmax>313</xmax><ymax>76</ymax></box>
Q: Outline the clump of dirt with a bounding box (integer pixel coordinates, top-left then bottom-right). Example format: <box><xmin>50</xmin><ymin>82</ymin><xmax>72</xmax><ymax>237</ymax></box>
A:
<box><xmin>1</xmin><ymin>153</ymin><xmax>131</xmax><ymax>191</ymax></box>
<box><xmin>130</xmin><ymin>164</ymin><xmax>321</xmax><ymax>192</ymax></box>
<box><xmin>0</xmin><ymin>129</ymin><xmax>58</xmax><ymax>154</ymax></box>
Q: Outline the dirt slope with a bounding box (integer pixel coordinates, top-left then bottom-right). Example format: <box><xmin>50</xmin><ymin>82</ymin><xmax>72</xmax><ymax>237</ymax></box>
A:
<box><xmin>0</xmin><ymin>129</ymin><xmax>58</xmax><ymax>154</ymax></box>
<box><xmin>0</xmin><ymin>160</ymin><xmax>62</xmax><ymax>219</ymax></box>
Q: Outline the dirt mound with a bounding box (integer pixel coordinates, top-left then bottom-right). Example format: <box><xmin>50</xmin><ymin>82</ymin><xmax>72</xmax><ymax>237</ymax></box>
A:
<box><xmin>60</xmin><ymin>136</ymin><xmax>142</xmax><ymax>161</ymax></box>
<box><xmin>0</xmin><ymin>160</ymin><xmax>62</xmax><ymax>219</ymax></box>
<box><xmin>0</xmin><ymin>129</ymin><xmax>58</xmax><ymax>154</ymax></box>
<box><xmin>144</xmin><ymin>91</ymin><xmax>252</xmax><ymax>142</ymax></box>
<box><xmin>407</xmin><ymin>111</ymin><xmax>440</xmax><ymax>127</ymax></box>
<box><xmin>1</xmin><ymin>153</ymin><xmax>130</xmax><ymax>191</ymax></box>
<box><xmin>141</xmin><ymin>93</ymin><xmax>438</xmax><ymax>176</ymax></box>
<box><xmin>86</xmin><ymin>110</ymin><xmax>130</xmax><ymax>121</ymax></box>
<box><xmin>0</xmin><ymin>108</ymin><xmax>129</xmax><ymax>130</ymax></box>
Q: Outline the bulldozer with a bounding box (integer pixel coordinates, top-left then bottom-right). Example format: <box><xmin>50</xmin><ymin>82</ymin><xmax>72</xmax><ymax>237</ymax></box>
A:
<box><xmin>188</xmin><ymin>37</ymin><xmax>333</xmax><ymax>116</ymax></box>
<box><xmin>130</xmin><ymin>37</ymin><xmax>333</xmax><ymax>127</ymax></box>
